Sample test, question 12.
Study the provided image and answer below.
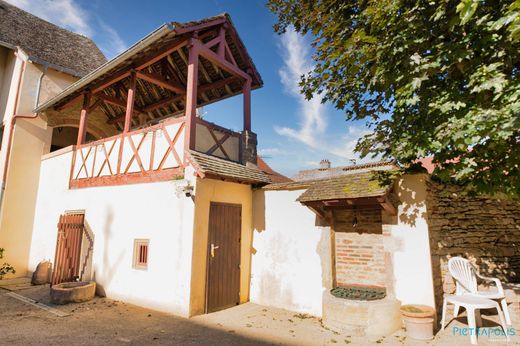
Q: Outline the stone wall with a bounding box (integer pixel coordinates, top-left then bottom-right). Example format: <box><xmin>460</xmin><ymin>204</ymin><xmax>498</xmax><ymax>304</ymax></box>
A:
<box><xmin>426</xmin><ymin>179</ymin><xmax>520</xmax><ymax>314</ymax></box>
<box><xmin>333</xmin><ymin>208</ymin><xmax>386</xmax><ymax>288</ymax></box>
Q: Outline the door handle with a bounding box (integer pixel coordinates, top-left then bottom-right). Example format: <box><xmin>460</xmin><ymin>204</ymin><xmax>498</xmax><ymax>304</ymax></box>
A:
<box><xmin>211</xmin><ymin>243</ymin><xmax>219</xmax><ymax>258</ymax></box>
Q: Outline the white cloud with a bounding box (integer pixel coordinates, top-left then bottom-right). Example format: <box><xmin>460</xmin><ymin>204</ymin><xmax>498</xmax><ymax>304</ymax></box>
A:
<box><xmin>276</xmin><ymin>28</ymin><xmax>370</xmax><ymax>164</ymax></box>
<box><xmin>97</xmin><ymin>20</ymin><xmax>127</xmax><ymax>58</ymax></box>
<box><xmin>276</xmin><ymin>28</ymin><xmax>326</xmax><ymax>148</ymax></box>
<box><xmin>258</xmin><ymin>147</ymin><xmax>282</xmax><ymax>156</ymax></box>
<box><xmin>5</xmin><ymin>0</ymin><xmax>126</xmax><ymax>58</ymax></box>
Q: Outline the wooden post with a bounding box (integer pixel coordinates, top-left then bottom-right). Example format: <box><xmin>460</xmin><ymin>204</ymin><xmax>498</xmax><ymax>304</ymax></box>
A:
<box><xmin>243</xmin><ymin>78</ymin><xmax>251</xmax><ymax>131</ymax></box>
<box><xmin>76</xmin><ymin>92</ymin><xmax>91</xmax><ymax>146</ymax></box>
<box><xmin>118</xmin><ymin>71</ymin><xmax>136</xmax><ymax>175</ymax></box>
<box><xmin>184</xmin><ymin>40</ymin><xmax>199</xmax><ymax>156</ymax></box>
<box><xmin>123</xmin><ymin>71</ymin><xmax>137</xmax><ymax>133</ymax></box>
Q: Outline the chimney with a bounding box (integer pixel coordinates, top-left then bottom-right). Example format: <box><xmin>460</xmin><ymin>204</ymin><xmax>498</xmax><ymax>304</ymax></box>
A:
<box><xmin>319</xmin><ymin>159</ymin><xmax>331</xmax><ymax>170</ymax></box>
<box><xmin>240</xmin><ymin>130</ymin><xmax>258</xmax><ymax>167</ymax></box>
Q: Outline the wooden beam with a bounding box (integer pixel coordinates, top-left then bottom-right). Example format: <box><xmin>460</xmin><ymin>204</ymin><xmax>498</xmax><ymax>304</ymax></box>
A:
<box><xmin>184</xmin><ymin>41</ymin><xmax>199</xmax><ymax>155</ymax></box>
<box><xmin>217</xmin><ymin>26</ymin><xmax>226</xmax><ymax>57</ymax></box>
<box><xmin>124</xmin><ymin>71</ymin><xmax>137</xmax><ymax>133</ymax></box>
<box><xmin>243</xmin><ymin>78</ymin><xmax>251</xmax><ymax>131</ymax></box>
<box><xmin>56</xmin><ymin>40</ymin><xmax>188</xmax><ymax>112</ymax></box>
<box><xmin>193</xmin><ymin>38</ymin><xmax>251</xmax><ymax>81</ymax></box>
<box><xmin>173</xmin><ymin>17</ymin><xmax>227</xmax><ymax>35</ymax></box>
<box><xmin>88</xmin><ymin>98</ymin><xmax>103</xmax><ymax>113</ymax></box>
<box><xmin>77</xmin><ymin>92</ymin><xmax>91</xmax><ymax>146</ymax></box>
<box><xmin>378</xmin><ymin>195</ymin><xmax>397</xmax><ymax>216</ymax></box>
<box><xmin>95</xmin><ymin>93</ymin><xmax>145</xmax><ymax>114</ymax></box>
<box><xmin>106</xmin><ymin>76</ymin><xmax>238</xmax><ymax>125</ymax></box>
<box><xmin>136</xmin><ymin>71</ymin><xmax>185</xmax><ymax>94</ymax></box>
<box><xmin>69</xmin><ymin>167</ymin><xmax>184</xmax><ymax>189</ymax></box>
<box><xmin>135</xmin><ymin>39</ymin><xmax>188</xmax><ymax>71</ymax></box>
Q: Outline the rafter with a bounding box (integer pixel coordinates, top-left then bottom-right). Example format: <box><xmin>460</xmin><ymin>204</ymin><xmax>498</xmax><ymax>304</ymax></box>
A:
<box><xmin>136</xmin><ymin>71</ymin><xmax>185</xmax><ymax>94</ymax></box>
<box><xmin>192</xmin><ymin>38</ymin><xmax>251</xmax><ymax>81</ymax></box>
<box><xmin>95</xmin><ymin>93</ymin><xmax>146</xmax><ymax>114</ymax></box>
<box><xmin>106</xmin><ymin>76</ymin><xmax>238</xmax><ymax>125</ymax></box>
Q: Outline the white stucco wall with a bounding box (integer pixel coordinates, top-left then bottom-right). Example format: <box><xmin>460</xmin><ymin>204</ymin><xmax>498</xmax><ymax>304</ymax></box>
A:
<box><xmin>250</xmin><ymin>189</ymin><xmax>332</xmax><ymax>317</ymax></box>
<box><xmin>385</xmin><ymin>174</ymin><xmax>436</xmax><ymax>308</ymax></box>
<box><xmin>29</xmin><ymin>148</ymin><xmax>197</xmax><ymax>317</ymax></box>
<box><xmin>250</xmin><ymin>174</ymin><xmax>436</xmax><ymax>316</ymax></box>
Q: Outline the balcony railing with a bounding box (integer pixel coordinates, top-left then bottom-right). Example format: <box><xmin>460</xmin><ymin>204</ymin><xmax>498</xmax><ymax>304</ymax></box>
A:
<box><xmin>69</xmin><ymin>117</ymin><xmax>241</xmax><ymax>188</ymax></box>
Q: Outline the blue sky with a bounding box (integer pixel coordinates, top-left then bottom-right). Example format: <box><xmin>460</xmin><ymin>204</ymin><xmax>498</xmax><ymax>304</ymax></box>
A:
<box><xmin>8</xmin><ymin>0</ymin><xmax>373</xmax><ymax>176</ymax></box>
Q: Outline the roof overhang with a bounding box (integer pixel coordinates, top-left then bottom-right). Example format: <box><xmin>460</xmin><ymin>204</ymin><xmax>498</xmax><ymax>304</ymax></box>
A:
<box><xmin>34</xmin><ymin>13</ymin><xmax>263</xmax><ymax>132</ymax></box>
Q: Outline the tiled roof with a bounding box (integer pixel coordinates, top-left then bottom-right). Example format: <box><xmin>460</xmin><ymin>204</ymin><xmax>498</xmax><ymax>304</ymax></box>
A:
<box><xmin>0</xmin><ymin>0</ymin><xmax>106</xmax><ymax>77</ymax></box>
<box><xmin>296</xmin><ymin>172</ymin><xmax>392</xmax><ymax>202</ymax></box>
<box><xmin>291</xmin><ymin>161</ymin><xmax>395</xmax><ymax>182</ymax></box>
<box><xmin>257</xmin><ymin>157</ymin><xmax>291</xmax><ymax>183</ymax></box>
<box><xmin>263</xmin><ymin>180</ymin><xmax>313</xmax><ymax>191</ymax></box>
<box><xmin>188</xmin><ymin>151</ymin><xmax>271</xmax><ymax>184</ymax></box>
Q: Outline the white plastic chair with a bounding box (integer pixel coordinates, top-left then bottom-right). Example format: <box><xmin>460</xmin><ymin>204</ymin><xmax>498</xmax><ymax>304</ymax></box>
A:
<box><xmin>448</xmin><ymin>257</ymin><xmax>511</xmax><ymax>325</ymax></box>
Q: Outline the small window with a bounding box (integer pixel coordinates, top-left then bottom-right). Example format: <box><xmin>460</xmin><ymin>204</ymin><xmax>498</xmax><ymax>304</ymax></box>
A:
<box><xmin>133</xmin><ymin>239</ymin><xmax>149</xmax><ymax>270</ymax></box>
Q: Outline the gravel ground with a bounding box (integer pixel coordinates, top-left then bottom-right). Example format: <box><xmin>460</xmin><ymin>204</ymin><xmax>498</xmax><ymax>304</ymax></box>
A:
<box><xmin>0</xmin><ymin>284</ymin><xmax>516</xmax><ymax>345</ymax></box>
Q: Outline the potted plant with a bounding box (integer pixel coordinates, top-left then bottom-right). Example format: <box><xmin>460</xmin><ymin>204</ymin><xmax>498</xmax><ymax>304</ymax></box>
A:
<box><xmin>400</xmin><ymin>304</ymin><xmax>435</xmax><ymax>340</ymax></box>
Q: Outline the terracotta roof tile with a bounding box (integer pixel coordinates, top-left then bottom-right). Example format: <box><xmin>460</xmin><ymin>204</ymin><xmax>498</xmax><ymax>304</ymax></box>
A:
<box><xmin>291</xmin><ymin>161</ymin><xmax>395</xmax><ymax>182</ymax></box>
<box><xmin>188</xmin><ymin>150</ymin><xmax>271</xmax><ymax>184</ymax></box>
<box><xmin>296</xmin><ymin>172</ymin><xmax>392</xmax><ymax>202</ymax></box>
<box><xmin>0</xmin><ymin>0</ymin><xmax>106</xmax><ymax>76</ymax></box>
<box><xmin>257</xmin><ymin>157</ymin><xmax>291</xmax><ymax>183</ymax></box>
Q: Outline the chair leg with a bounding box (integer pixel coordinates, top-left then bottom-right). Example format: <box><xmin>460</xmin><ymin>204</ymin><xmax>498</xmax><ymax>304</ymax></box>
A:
<box><xmin>441</xmin><ymin>298</ymin><xmax>448</xmax><ymax>330</ymax></box>
<box><xmin>453</xmin><ymin>304</ymin><xmax>460</xmax><ymax>318</ymax></box>
<box><xmin>467</xmin><ymin>308</ymin><xmax>477</xmax><ymax>345</ymax></box>
<box><xmin>500</xmin><ymin>298</ymin><xmax>512</xmax><ymax>326</ymax></box>
<box><xmin>475</xmin><ymin>309</ymin><xmax>482</xmax><ymax>327</ymax></box>
<box><xmin>496</xmin><ymin>305</ymin><xmax>510</xmax><ymax>342</ymax></box>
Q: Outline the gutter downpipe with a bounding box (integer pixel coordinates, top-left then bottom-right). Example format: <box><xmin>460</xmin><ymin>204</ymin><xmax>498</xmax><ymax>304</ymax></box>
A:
<box><xmin>0</xmin><ymin>61</ymin><xmax>45</xmax><ymax>214</ymax></box>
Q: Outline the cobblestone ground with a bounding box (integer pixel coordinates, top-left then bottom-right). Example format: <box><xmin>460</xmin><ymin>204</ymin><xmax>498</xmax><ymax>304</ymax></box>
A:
<box><xmin>0</xmin><ymin>284</ymin><xmax>517</xmax><ymax>345</ymax></box>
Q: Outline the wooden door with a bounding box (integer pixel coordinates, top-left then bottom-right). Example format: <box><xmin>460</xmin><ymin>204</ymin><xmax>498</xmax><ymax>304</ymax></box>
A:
<box><xmin>205</xmin><ymin>202</ymin><xmax>242</xmax><ymax>313</ymax></box>
<box><xmin>52</xmin><ymin>213</ymin><xmax>84</xmax><ymax>285</ymax></box>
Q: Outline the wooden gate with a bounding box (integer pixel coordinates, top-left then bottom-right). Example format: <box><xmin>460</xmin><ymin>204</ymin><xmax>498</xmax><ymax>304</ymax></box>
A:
<box><xmin>52</xmin><ymin>213</ymin><xmax>85</xmax><ymax>285</ymax></box>
<box><xmin>205</xmin><ymin>203</ymin><xmax>242</xmax><ymax>313</ymax></box>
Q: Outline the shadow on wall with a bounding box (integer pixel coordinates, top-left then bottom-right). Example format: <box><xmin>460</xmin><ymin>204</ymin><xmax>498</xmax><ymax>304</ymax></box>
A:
<box><xmin>397</xmin><ymin>178</ymin><xmax>427</xmax><ymax>228</ymax></box>
<box><xmin>80</xmin><ymin>220</ymin><xmax>95</xmax><ymax>282</ymax></box>
<box><xmin>252</xmin><ymin>188</ymin><xmax>265</xmax><ymax>233</ymax></box>
<box><xmin>93</xmin><ymin>207</ymin><xmax>125</xmax><ymax>297</ymax></box>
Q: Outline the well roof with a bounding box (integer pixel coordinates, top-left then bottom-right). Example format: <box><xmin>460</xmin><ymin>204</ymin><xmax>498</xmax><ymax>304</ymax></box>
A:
<box><xmin>291</xmin><ymin>161</ymin><xmax>395</xmax><ymax>182</ymax></box>
<box><xmin>296</xmin><ymin>172</ymin><xmax>392</xmax><ymax>202</ymax></box>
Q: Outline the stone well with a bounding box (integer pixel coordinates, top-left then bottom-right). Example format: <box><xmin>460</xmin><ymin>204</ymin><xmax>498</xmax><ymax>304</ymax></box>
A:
<box><xmin>322</xmin><ymin>290</ymin><xmax>401</xmax><ymax>338</ymax></box>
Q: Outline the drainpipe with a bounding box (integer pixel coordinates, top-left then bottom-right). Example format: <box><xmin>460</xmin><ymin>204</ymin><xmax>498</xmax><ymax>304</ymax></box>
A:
<box><xmin>34</xmin><ymin>66</ymin><xmax>48</xmax><ymax>109</ymax></box>
<box><xmin>0</xmin><ymin>62</ymin><xmax>45</xmax><ymax>213</ymax></box>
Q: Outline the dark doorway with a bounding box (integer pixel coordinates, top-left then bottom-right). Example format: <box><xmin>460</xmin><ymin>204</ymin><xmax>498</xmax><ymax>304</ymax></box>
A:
<box><xmin>205</xmin><ymin>202</ymin><xmax>242</xmax><ymax>313</ymax></box>
<box><xmin>50</xmin><ymin>127</ymin><xmax>96</xmax><ymax>152</ymax></box>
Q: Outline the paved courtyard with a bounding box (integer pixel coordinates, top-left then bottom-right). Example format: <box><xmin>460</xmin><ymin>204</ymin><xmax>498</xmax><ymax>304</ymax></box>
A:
<box><xmin>0</xmin><ymin>280</ymin><xmax>516</xmax><ymax>345</ymax></box>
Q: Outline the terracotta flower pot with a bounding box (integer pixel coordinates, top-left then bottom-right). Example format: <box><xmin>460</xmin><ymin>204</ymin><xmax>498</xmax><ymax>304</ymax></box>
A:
<box><xmin>400</xmin><ymin>304</ymin><xmax>435</xmax><ymax>341</ymax></box>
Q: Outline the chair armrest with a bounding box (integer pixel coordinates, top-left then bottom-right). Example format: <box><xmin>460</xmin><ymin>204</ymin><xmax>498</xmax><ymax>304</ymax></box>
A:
<box><xmin>475</xmin><ymin>272</ymin><xmax>504</xmax><ymax>295</ymax></box>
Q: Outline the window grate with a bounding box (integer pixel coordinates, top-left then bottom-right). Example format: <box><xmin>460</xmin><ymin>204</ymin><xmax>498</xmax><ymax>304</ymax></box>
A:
<box><xmin>133</xmin><ymin>239</ymin><xmax>149</xmax><ymax>270</ymax></box>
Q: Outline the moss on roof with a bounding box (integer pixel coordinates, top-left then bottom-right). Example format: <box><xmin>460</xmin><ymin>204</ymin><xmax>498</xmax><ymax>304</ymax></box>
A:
<box><xmin>296</xmin><ymin>171</ymin><xmax>392</xmax><ymax>202</ymax></box>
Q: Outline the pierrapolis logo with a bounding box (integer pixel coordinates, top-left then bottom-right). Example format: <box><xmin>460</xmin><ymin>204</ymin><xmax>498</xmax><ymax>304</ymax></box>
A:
<box><xmin>452</xmin><ymin>326</ymin><xmax>516</xmax><ymax>339</ymax></box>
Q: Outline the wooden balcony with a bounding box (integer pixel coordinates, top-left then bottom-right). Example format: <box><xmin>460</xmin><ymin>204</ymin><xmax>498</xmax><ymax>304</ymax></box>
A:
<box><xmin>69</xmin><ymin>117</ymin><xmax>242</xmax><ymax>188</ymax></box>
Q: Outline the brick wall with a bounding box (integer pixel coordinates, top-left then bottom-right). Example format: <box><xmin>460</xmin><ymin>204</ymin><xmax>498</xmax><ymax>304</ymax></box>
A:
<box><xmin>333</xmin><ymin>208</ymin><xmax>386</xmax><ymax>288</ymax></box>
<box><xmin>426</xmin><ymin>179</ymin><xmax>520</xmax><ymax>315</ymax></box>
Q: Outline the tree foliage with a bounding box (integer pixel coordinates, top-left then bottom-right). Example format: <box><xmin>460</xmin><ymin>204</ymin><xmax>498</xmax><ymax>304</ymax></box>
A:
<box><xmin>268</xmin><ymin>0</ymin><xmax>520</xmax><ymax>197</ymax></box>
